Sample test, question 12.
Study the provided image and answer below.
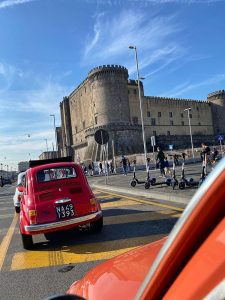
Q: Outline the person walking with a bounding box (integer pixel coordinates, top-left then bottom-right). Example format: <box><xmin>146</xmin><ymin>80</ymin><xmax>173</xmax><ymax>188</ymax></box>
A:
<box><xmin>99</xmin><ymin>162</ymin><xmax>103</xmax><ymax>175</ymax></box>
<box><xmin>156</xmin><ymin>147</ymin><xmax>165</xmax><ymax>177</ymax></box>
<box><xmin>121</xmin><ymin>155</ymin><xmax>127</xmax><ymax>175</ymax></box>
<box><xmin>164</xmin><ymin>157</ymin><xmax>171</xmax><ymax>176</ymax></box>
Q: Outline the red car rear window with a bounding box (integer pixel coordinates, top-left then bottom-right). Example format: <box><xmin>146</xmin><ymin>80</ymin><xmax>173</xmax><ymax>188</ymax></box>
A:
<box><xmin>37</xmin><ymin>166</ymin><xmax>77</xmax><ymax>182</ymax></box>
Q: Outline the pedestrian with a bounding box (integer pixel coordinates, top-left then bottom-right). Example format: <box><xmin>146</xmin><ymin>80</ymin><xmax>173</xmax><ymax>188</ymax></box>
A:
<box><xmin>110</xmin><ymin>161</ymin><xmax>114</xmax><ymax>174</ymax></box>
<box><xmin>174</xmin><ymin>154</ymin><xmax>179</xmax><ymax>166</ymax></box>
<box><xmin>182</xmin><ymin>152</ymin><xmax>187</xmax><ymax>162</ymax></box>
<box><xmin>201</xmin><ymin>143</ymin><xmax>211</xmax><ymax>164</ymax></box>
<box><xmin>88</xmin><ymin>163</ymin><xmax>93</xmax><ymax>176</ymax></box>
<box><xmin>0</xmin><ymin>176</ymin><xmax>4</xmax><ymax>187</ymax></box>
<box><xmin>212</xmin><ymin>147</ymin><xmax>218</xmax><ymax>163</ymax></box>
<box><xmin>164</xmin><ymin>157</ymin><xmax>171</xmax><ymax>176</ymax></box>
<box><xmin>156</xmin><ymin>147</ymin><xmax>165</xmax><ymax>177</ymax></box>
<box><xmin>99</xmin><ymin>162</ymin><xmax>103</xmax><ymax>175</ymax></box>
<box><xmin>121</xmin><ymin>155</ymin><xmax>127</xmax><ymax>175</ymax></box>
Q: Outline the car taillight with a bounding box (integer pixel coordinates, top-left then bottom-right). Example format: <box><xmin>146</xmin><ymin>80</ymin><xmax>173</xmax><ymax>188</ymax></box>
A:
<box><xmin>29</xmin><ymin>210</ymin><xmax>37</xmax><ymax>225</ymax></box>
<box><xmin>89</xmin><ymin>197</ymin><xmax>97</xmax><ymax>212</ymax></box>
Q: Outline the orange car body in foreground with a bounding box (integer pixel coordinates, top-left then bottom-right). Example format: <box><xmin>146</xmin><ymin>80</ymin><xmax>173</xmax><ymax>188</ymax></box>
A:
<box><xmin>67</xmin><ymin>157</ymin><xmax>225</xmax><ymax>300</ymax></box>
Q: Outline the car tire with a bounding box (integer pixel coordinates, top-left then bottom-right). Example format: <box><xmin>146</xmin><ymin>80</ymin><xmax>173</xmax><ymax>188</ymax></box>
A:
<box><xmin>21</xmin><ymin>234</ymin><xmax>33</xmax><ymax>250</ymax></box>
<box><xmin>15</xmin><ymin>206</ymin><xmax>20</xmax><ymax>214</ymax></box>
<box><xmin>90</xmin><ymin>217</ymin><xmax>103</xmax><ymax>233</ymax></box>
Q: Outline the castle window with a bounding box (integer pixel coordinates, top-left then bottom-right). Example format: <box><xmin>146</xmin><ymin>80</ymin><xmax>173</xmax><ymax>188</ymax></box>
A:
<box><xmin>189</xmin><ymin>114</ymin><xmax>192</xmax><ymax>118</ymax></box>
<box><xmin>95</xmin><ymin>116</ymin><xmax>97</xmax><ymax>125</ymax></box>
<box><xmin>158</xmin><ymin>112</ymin><xmax>161</xmax><ymax>117</ymax></box>
<box><xmin>198</xmin><ymin>122</ymin><xmax>201</xmax><ymax>125</ymax></box>
<box><xmin>170</xmin><ymin>120</ymin><xmax>174</xmax><ymax>126</ymax></box>
<box><xmin>75</xmin><ymin>126</ymin><xmax>78</xmax><ymax>133</ymax></box>
<box><xmin>167</xmin><ymin>131</ymin><xmax>170</xmax><ymax>136</ymax></box>
<box><xmin>147</xmin><ymin>111</ymin><xmax>151</xmax><ymax>117</ymax></box>
<box><xmin>169</xmin><ymin>112</ymin><xmax>173</xmax><ymax>117</ymax></box>
<box><xmin>197</xmin><ymin>106</ymin><xmax>199</xmax><ymax>111</ymax></box>
<box><xmin>181</xmin><ymin>113</ymin><xmax>184</xmax><ymax>118</ymax></box>
<box><xmin>181</xmin><ymin>121</ymin><xmax>184</xmax><ymax>126</ymax></box>
<box><xmin>134</xmin><ymin>89</ymin><xmax>137</xmax><ymax>95</ymax></box>
<box><xmin>83</xmin><ymin>121</ymin><xmax>85</xmax><ymax>129</ymax></box>
<box><xmin>153</xmin><ymin>131</ymin><xmax>156</xmax><ymax>136</ymax></box>
<box><xmin>132</xmin><ymin>117</ymin><xmax>138</xmax><ymax>124</ymax></box>
<box><xmin>151</xmin><ymin>118</ymin><xmax>156</xmax><ymax>126</ymax></box>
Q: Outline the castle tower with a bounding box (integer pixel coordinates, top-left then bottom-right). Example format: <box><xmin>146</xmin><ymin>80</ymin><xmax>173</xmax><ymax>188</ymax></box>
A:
<box><xmin>83</xmin><ymin>65</ymin><xmax>143</xmax><ymax>161</ymax></box>
<box><xmin>88</xmin><ymin>65</ymin><xmax>131</xmax><ymax>125</ymax></box>
<box><xmin>208</xmin><ymin>90</ymin><xmax>225</xmax><ymax>135</ymax></box>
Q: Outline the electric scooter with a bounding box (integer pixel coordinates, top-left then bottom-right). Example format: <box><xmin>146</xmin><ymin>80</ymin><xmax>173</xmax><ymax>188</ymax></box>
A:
<box><xmin>131</xmin><ymin>164</ymin><xmax>156</xmax><ymax>188</ymax></box>
<box><xmin>178</xmin><ymin>162</ymin><xmax>206</xmax><ymax>189</ymax></box>
<box><xmin>171</xmin><ymin>162</ymin><xmax>179</xmax><ymax>190</ymax></box>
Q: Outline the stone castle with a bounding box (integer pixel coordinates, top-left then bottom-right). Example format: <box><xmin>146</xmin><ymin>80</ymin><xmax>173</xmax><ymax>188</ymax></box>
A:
<box><xmin>58</xmin><ymin>64</ymin><xmax>225</xmax><ymax>162</ymax></box>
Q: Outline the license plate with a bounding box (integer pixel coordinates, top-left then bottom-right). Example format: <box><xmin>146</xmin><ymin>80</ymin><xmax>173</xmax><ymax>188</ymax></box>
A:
<box><xmin>56</xmin><ymin>203</ymin><xmax>75</xmax><ymax>219</ymax></box>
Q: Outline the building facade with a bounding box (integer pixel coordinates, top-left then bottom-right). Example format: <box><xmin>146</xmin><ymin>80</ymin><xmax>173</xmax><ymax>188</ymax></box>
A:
<box><xmin>59</xmin><ymin>65</ymin><xmax>225</xmax><ymax>162</ymax></box>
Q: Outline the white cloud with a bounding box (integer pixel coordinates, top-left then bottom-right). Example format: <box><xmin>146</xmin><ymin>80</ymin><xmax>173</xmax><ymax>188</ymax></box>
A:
<box><xmin>82</xmin><ymin>9</ymin><xmax>186</xmax><ymax>76</ymax></box>
<box><xmin>0</xmin><ymin>0</ymin><xmax>35</xmax><ymax>9</ymax></box>
<box><xmin>161</xmin><ymin>74</ymin><xmax>225</xmax><ymax>98</ymax></box>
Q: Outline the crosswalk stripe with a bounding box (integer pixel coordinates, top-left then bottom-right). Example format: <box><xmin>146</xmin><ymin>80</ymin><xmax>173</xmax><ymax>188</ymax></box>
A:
<box><xmin>11</xmin><ymin>234</ymin><xmax>165</xmax><ymax>271</ymax></box>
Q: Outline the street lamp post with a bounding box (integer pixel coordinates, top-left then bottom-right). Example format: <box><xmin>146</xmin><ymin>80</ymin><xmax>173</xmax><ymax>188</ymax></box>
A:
<box><xmin>129</xmin><ymin>45</ymin><xmax>148</xmax><ymax>171</ymax></box>
<box><xmin>50</xmin><ymin>114</ymin><xmax>57</xmax><ymax>158</ymax></box>
<box><xmin>184</xmin><ymin>107</ymin><xmax>195</xmax><ymax>159</ymax></box>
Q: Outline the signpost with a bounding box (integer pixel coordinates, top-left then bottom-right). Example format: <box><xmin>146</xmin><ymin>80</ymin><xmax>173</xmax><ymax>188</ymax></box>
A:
<box><xmin>151</xmin><ymin>136</ymin><xmax>156</xmax><ymax>164</ymax></box>
<box><xmin>94</xmin><ymin>129</ymin><xmax>109</xmax><ymax>184</ymax></box>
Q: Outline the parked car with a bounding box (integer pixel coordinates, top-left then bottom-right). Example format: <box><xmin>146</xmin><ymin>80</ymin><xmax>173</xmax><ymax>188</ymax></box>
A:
<box><xmin>19</xmin><ymin>157</ymin><xmax>103</xmax><ymax>250</ymax></box>
<box><xmin>13</xmin><ymin>171</ymin><xmax>26</xmax><ymax>213</ymax></box>
<box><xmin>47</xmin><ymin>157</ymin><xmax>225</xmax><ymax>300</ymax></box>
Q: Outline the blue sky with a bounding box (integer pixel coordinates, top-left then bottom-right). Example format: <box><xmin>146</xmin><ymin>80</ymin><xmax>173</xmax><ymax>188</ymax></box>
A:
<box><xmin>0</xmin><ymin>0</ymin><xmax>225</xmax><ymax>170</ymax></box>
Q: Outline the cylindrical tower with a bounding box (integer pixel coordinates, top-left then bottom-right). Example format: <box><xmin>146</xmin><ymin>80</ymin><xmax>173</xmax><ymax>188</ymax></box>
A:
<box><xmin>208</xmin><ymin>90</ymin><xmax>225</xmax><ymax>135</ymax></box>
<box><xmin>88</xmin><ymin>65</ymin><xmax>130</xmax><ymax>125</ymax></box>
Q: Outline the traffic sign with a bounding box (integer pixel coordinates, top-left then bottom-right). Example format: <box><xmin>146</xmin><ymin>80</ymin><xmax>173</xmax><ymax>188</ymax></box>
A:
<box><xmin>94</xmin><ymin>129</ymin><xmax>109</xmax><ymax>145</ymax></box>
<box><xmin>151</xmin><ymin>136</ymin><xmax>156</xmax><ymax>147</ymax></box>
<box><xmin>217</xmin><ymin>135</ymin><xmax>224</xmax><ymax>142</ymax></box>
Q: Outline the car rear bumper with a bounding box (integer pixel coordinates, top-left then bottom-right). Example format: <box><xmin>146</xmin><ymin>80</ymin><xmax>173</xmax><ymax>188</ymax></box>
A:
<box><xmin>24</xmin><ymin>211</ymin><xmax>102</xmax><ymax>233</ymax></box>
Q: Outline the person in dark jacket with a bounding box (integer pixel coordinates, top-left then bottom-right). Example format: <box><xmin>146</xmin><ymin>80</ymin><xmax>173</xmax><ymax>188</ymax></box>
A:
<box><xmin>156</xmin><ymin>147</ymin><xmax>165</xmax><ymax>176</ymax></box>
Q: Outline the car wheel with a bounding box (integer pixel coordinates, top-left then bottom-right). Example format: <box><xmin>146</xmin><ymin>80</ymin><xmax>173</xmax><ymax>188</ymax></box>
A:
<box><xmin>131</xmin><ymin>180</ymin><xmax>136</xmax><ymax>187</ymax></box>
<box><xmin>15</xmin><ymin>206</ymin><xmax>20</xmax><ymax>213</ymax></box>
<box><xmin>21</xmin><ymin>234</ymin><xmax>33</xmax><ymax>250</ymax></box>
<box><xmin>90</xmin><ymin>217</ymin><xmax>103</xmax><ymax>233</ymax></box>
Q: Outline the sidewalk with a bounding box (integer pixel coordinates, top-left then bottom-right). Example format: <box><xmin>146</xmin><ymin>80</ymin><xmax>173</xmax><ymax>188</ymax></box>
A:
<box><xmin>88</xmin><ymin>164</ymin><xmax>202</xmax><ymax>205</ymax></box>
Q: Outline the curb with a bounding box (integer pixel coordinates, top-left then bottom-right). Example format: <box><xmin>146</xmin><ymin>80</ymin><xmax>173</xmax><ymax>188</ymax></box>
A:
<box><xmin>91</xmin><ymin>183</ymin><xmax>190</xmax><ymax>205</ymax></box>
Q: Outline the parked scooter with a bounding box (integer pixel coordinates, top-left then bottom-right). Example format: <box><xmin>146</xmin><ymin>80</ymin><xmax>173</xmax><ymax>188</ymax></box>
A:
<box><xmin>131</xmin><ymin>163</ymin><xmax>156</xmax><ymax>188</ymax></box>
<box><xmin>171</xmin><ymin>162</ymin><xmax>179</xmax><ymax>190</ymax></box>
<box><xmin>179</xmin><ymin>162</ymin><xmax>206</xmax><ymax>190</ymax></box>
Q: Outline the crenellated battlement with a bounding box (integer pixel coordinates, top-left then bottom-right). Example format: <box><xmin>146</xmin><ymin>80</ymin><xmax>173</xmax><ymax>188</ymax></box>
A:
<box><xmin>208</xmin><ymin>89</ymin><xmax>225</xmax><ymax>98</ymax></box>
<box><xmin>145</xmin><ymin>96</ymin><xmax>206</xmax><ymax>103</ymax></box>
<box><xmin>88</xmin><ymin>64</ymin><xmax>128</xmax><ymax>78</ymax></box>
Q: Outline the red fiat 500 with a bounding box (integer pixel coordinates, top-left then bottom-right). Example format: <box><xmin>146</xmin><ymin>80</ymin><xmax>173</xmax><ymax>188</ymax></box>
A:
<box><xmin>19</xmin><ymin>157</ymin><xmax>103</xmax><ymax>250</ymax></box>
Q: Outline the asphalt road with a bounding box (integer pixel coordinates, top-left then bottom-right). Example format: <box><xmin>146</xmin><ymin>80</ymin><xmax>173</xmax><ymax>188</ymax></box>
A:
<box><xmin>0</xmin><ymin>163</ymin><xmax>205</xmax><ymax>300</ymax></box>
